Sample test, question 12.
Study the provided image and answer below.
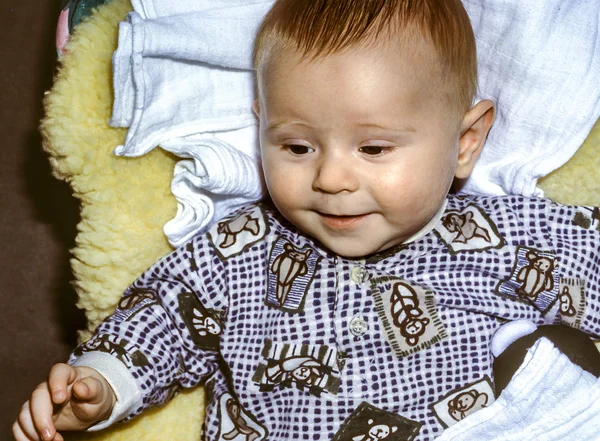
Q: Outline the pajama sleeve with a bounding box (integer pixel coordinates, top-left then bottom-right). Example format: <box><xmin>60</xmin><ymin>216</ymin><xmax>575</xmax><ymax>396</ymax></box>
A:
<box><xmin>543</xmin><ymin>203</ymin><xmax>600</xmax><ymax>337</ymax></box>
<box><xmin>68</xmin><ymin>232</ymin><xmax>228</xmax><ymax>424</ymax></box>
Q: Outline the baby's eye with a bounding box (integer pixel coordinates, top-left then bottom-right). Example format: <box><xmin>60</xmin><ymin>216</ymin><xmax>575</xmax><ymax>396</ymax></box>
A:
<box><xmin>359</xmin><ymin>145</ymin><xmax>391</xmax><ymax>156</ymax></box>
<box><xmin>286</xmin><ymin>144</ymin><xmax>313</xmax><ymax>155</ymax></box>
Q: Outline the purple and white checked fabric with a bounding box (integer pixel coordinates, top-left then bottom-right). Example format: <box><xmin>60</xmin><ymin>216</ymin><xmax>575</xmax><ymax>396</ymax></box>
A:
<box><xmin>70</xmin><ymin>195</ymin><xmax>600</xmax><ymax>441</ymax></box>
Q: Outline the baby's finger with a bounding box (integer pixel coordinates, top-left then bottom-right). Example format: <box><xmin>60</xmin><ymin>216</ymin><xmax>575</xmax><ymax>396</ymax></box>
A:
<box><xmin>29</xmin><ymin>386</ymin><xmax>56</xmax><ymax>441</ymax></box>
<box><xmin>16</xmin><ymin>402</ymin><xmax>42</xmax><ymax>441</ymax></box>
<box><xmin>48</xmin><ymin>363</ymin><xmax>78</xmax><ymax>404</ymax></box>
<box><xmin>12</xmin><ymin>419</ymin><xmax>34</xmax><ymax>441</ymax></box>
<box><xmin>72</xmin><ymin>377</ymin><xmax>105</xmax><ymax>404</ymax></box>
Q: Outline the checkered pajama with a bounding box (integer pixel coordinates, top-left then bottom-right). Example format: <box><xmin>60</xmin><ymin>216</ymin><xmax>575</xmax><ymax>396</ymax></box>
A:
<box><xmin>70</xmin><ymin>195</ymin><xmax>600</xmax><ymax>440</ymax></box>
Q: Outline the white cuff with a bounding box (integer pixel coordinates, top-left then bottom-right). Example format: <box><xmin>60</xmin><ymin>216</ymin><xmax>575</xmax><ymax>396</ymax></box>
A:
<box><xmin>490</xmin><ymin>319</ymin><xmax>538</xmax><ymax>357</ymax></box>
<box><xmin>71</xmin><ymin>352</ymin><xmax>144</xmax><ymax>431</ymax></box>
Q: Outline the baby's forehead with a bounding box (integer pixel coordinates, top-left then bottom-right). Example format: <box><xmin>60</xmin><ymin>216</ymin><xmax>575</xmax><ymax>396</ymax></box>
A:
<box><xmin>256</xmin><ymin>42</ymin><xmax>453</xmax><ymax>123</ymax></box>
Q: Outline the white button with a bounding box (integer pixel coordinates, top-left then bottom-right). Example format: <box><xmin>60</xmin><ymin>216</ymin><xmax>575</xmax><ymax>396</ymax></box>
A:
<box><xmin>349</xmin><ymin>316</ymin><xmax>369</xmax><ymax>336</ymax></box>
<box><xmin>351</xmin><ymin>266</ymin><xmax>370</xmax><ymax>284</ymax></box>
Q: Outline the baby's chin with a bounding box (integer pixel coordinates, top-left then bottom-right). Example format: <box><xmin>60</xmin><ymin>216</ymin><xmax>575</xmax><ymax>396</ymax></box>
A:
<box><xmin>316</xmin><ymin>234</ymin><xmax>405</xmax><ymax>259</ymax></box>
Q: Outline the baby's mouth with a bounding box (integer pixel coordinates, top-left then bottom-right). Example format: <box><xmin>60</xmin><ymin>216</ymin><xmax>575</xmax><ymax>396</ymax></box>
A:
<box><xmin>316</xmin><ymin>212</ymin><xmax>370</xmax><ymax>228</ymax></box>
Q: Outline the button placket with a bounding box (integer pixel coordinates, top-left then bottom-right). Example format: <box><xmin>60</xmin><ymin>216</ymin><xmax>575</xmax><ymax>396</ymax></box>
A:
<box><xmin>346</xmin><ymin>260</ymin><xmax>371</xmax><ymax>339</ymax></box>
<box><xmin>333</xmin><ymin>259</ymin><xmax>373</xmax><ymax>341</ymax></box>
<box><xmin>332</xmin><ymin>258</ymin><xmax>374</xmax><ymax>398</ymax></box>
<box><xmin>351</xmin><ymin>265</ymin><xmax>370</xmax><ymax>284</ymax></box>
<box><xmin>349</xmin><ymin>315</ymin><xmax>369</xmax><ymax>336</ymax></box>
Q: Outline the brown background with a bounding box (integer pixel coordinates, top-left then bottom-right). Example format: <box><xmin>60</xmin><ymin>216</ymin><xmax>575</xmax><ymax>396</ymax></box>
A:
<box><xmin>1</xmin><ymin>0</ymin><xmax>86</xmax><ymax>439</ymax></box>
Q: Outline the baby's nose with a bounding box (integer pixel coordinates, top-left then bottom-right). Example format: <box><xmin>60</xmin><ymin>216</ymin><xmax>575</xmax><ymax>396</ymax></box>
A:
<box><xmin>312</xmin><ymin>155</ymin><xmax>358</xmax><ymax>194</ymax></box>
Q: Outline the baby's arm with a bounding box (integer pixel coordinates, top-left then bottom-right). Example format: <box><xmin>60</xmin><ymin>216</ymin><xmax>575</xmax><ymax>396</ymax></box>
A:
<box><xmin>68</xmin><ymin>233</ymin><xmax>226</xmax><ymax>430</ymax></box>
<box><xmin>13</xmin><ymin>363</ymin><xmax>116</xmax><ymax>441</ymax></box>
<box><xmin>15</xmin><ymin>231</ymin><xmax>225</xmax><ymax>439</ymax></box>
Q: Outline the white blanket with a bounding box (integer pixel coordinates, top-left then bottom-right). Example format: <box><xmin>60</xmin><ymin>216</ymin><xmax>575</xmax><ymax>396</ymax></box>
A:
<box><xmin>435</xmin><ymin>337</ymin><xmax>600</xmax><ymax>440</ymax></box>
<box><xmin>110</xmin><ymin>0</ymin><xmax>600</xmax><ymax>247</ymax></box>
<box><xmin>463</xmin><ymin>0</ymin><xmax>600</xmax><ymax>196</ymax></box>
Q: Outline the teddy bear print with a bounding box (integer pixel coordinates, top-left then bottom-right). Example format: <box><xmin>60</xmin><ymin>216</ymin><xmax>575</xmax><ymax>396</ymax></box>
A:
<box><xmin>74</xmin><ymin>336</ymin><xmax>149</xmax><ymax>368</ymax></box>
<box><xmin>117</xmin><ymin>288</ymin><xmax>156</xmax><ymax>310</ymax></box>
<box><xmin>390</xmin><ymin>282</ymin><xmax>430</xmax><ymax>347</ymax></box>
<box><xmin>515</xmin><ymin>251</ymin><xmax>555</xmax><ymax>302</ymax></box>
<box><xmin>217</xmin><ymin>214</ymin><xmax>260</xmax><ymax>249</ymax></box>
<box><xmin>178</xmin><ymin>291</ymin><xmax>222</xmax><ymax>350</ymax></box>
<box><xmin>447</xmin><ymin>389</ymin><xmax>489</xmax><ymax>421</ymax></box>
<box><xmin>352</xmin><ymin>419</ymin><xmax>398</xmax><ymax>441</ymax></box>
<box><xmin>441</xmin><ymin>211</ymin><xmax>492</xmax><ymax>244</ymax></box>
<box><xmin>253</xmin><ymin>340</ymin><xmax>342</xmax><ymax>396</ymax></box>
<box><xmin>573</xmin><ymin>207</ymin><xmax>600</xmax><ymax>230</ymax></box>
<box><xmin>270</xmin><ymin>243</ymin><xmax>312</xmax><ymax>305</ymax></box>
<box><xmin>222</xmin><ymin>398</ymin><xmax>262</xmax><ymax>441</ymax></box>
<box><xmin>331</xmin><ymin>401</ymin><xmax>422</xmax><ymax>441</ymax></box>
<box><xmin>559</xmin><ymin>286</ymin><xmax>577</xmax><ymax>317</ymax></box>
<box><xmin>370</xmin><ymin>276</ymin><xmax>447</xmax><ymax>358</ymax></box>
<box><xmin>432</xmin><ymin>377</ymin><xmax>495</xmax><ymax>428</ymax></box>
<box><xmin>265</xmin><ymin>355</ymin><xmax>324</xmax><ymax>387</ymax></box>
<box><xmin>192</xmin><ymin>308</ymin><xmax>222</xmax><ymax>336</ymax></box>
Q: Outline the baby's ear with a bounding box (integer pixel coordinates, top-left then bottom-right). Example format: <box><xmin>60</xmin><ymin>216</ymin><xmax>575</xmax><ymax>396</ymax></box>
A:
<box><xmin>455</xmin><ymin>99</ymin><xmax>495</xmax><ymax>179</ymax></box>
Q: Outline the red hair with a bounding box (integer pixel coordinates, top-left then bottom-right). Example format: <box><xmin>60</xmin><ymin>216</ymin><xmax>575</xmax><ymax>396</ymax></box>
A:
<box><xmin>254</xmin><ymin>0</ymin><xmax>477</xmax><ymax>113</ymax></box>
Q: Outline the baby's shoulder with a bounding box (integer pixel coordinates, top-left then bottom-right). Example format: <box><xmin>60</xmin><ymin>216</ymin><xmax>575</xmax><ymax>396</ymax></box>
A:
<box><xmin>203</xmin><ymin>201</ymin><xmax>302</xmax><ymax>261</ymax></box>
<box><xmin>445</xmin><ymin>193</ymin><xmax>559</xmax><ymax>216</ymax></box>
<box><xmin>202</xmin><ymin>202</ymin><xmax>270</xmax><ymax>257</ymax></box>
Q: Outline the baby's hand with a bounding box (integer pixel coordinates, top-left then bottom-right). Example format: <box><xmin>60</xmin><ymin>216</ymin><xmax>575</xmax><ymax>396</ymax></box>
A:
<box><xmin>13</xmin><ymin>363</ymin><xmax>116</xmax><ymax>441</ymax></box>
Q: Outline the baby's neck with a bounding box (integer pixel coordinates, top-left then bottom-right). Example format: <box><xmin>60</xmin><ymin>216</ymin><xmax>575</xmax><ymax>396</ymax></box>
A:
<box><xmin>402</xmin><ymin>198</ymin><xmax>448</xmax><ymax>245</ymax></box>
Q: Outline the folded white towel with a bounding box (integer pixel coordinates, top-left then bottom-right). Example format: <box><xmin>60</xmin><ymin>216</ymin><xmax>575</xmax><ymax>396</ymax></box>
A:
<box><xmin>160</xmin><ymin>127</ymin><xmax>264</xmax><ymax>248</ymax></box>
<box><xmin>462</xmin><ymin>0</ymin><xmax>600</xmax><ymax>197</ymax></box>
<box><xmin>110</xmin><ymin>7</ymin><xmax>263</xmax><ymax>129</ymax></box>
<box><xmin>111</xmin><ymin>3</ymin><xmax>273</xmax><ymax>154</ymax></box>
<box><xmin>435</xmin><ymin>337</ymin><xmax>600</xmax><ymax>441</ymax></box>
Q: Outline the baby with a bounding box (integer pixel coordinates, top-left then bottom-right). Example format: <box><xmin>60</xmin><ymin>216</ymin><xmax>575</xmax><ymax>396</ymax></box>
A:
<box><xmin>14</xmin><ymin>0</ymin><xmax>600</xmax><ymax>440</ymax></box>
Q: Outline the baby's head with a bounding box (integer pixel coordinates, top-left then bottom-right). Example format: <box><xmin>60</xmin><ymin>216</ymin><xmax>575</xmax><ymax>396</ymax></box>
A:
<box><xmin>253</xmin><ymin>0</ymin><xmax>495</xmax><ymax>258</ymax></box>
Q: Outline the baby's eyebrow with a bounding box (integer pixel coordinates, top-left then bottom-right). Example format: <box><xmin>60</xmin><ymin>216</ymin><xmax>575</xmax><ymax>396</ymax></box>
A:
<box><xmin>357</xmin><ymin>122</ymin><xmax>417</xmax><ymax>133</ymax></box>
<box><xmin>266</xmin><ymin>121</ymin><xmax>417</xmax><ymax>134</ymax></box>
<box><xmin>266</xmin><ymin>121</ymin><xmax>312</xmax><ymax>132</ymax></box>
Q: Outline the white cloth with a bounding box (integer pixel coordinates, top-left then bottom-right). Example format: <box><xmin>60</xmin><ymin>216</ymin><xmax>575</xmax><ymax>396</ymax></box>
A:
<box><xmin>161</xmin><ymin>127</ymin><xmax>264</xmax><ymax>248</ymax></box>
<box><xmin>435</xmin><ymin>337</ymin><xmax>600</xmax><ymax>441</ymax></box>
<box><xmin>462</xmin><ymin>0</ymin><xmax>600</xmax><ymax>197</ymax></box>
<box><xmin>489</xmin><ymin>319</ymin><xmax>538</xmax><ymax>357</ymax></box>
<box><xmin>110</xmin><ymin>4</ymin><xmax>273</xmax><ymax>149</ymax></box>
<box><xmin>129</xmin><ymin>0</ymin><xmax>269</xmax><ymax>20</ymax></box>
<box><xmin>111</xmin><ymin>0</ymin><xmax>600</xmax><ymax>246</ymax></box>
<box><xmin>110</xmin><ymin>1</ymin><xmax>273</xmax><ymax>247</ymax></box>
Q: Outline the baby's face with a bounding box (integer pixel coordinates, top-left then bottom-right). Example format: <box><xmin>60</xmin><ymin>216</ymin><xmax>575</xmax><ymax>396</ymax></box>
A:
<box><xmin>257</xmin><ymin>38</ymin><xmax>464</xmax><ymax>257</ymax></box>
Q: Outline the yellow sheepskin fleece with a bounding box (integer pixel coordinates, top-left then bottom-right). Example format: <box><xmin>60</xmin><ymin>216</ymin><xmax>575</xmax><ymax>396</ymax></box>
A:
<box><xmin>41</xmin><ymin>0</ymin><xmax>204</xmax><ymax>440</ymax></box>
<box><xmin>538</xmin><ymin>117</ymin><xmax>600</xmax><ymax>206</ymax></box>
<box><xmin>40</xmin><ymin>0</ymin><xmax>599</xmax><ymax>439</ymax></box>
